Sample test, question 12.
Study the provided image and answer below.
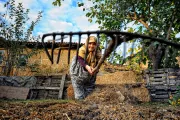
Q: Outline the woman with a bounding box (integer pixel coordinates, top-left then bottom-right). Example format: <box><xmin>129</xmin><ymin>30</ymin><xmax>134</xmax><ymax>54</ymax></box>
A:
<box><xmin>70</xmin><ymin>36</ymin><xmax>101</xmax><ymax>100</ymax></box>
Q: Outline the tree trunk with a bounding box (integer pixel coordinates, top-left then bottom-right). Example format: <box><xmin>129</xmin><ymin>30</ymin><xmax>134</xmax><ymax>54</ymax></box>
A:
<box><xmin>148</xmin><ymin>42</ymin><xmax>165</xmax><ymax>70</ymax></box>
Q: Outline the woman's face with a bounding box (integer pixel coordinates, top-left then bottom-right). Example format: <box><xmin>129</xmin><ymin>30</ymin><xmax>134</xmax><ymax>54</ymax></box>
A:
<box><xmin>88</xmin><ymin>42</ymin><xmax>96</xmax><ymax>52</ymax></box>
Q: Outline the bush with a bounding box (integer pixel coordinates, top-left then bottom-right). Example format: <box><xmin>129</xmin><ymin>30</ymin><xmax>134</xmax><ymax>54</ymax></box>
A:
<box><xmin>169</xmin><ymin>86</ymin><xmax>180</xmax><ymax>106</ymax></box>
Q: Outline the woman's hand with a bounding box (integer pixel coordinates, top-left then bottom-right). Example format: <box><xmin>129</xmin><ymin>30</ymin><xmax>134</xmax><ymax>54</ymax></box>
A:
<box><xmin>92</xmin><ymin>68</ymin><xmax>99</xmax><ymax>75</ymax></box>
<box><xmin>85</xmin><ymin>65</ymin><xmax>93</xmax><ymax>75</ymax></box>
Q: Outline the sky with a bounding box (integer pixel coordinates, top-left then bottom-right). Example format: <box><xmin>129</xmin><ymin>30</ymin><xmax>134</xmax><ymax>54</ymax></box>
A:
<box><xmin>0</xmin><ymin>0</ymin><xmax>100</xmax><ymax>42</ymax></box>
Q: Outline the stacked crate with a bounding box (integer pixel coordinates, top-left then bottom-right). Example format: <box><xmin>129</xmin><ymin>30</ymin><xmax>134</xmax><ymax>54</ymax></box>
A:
<box><xmin>145</xmin><ymin>68</ymin><xmax>180</xmax><ymax>102</ymax></box>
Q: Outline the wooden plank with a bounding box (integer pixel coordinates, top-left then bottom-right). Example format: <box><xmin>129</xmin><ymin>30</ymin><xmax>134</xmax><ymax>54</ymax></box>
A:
<box><xmin>150</xmin><ymin>81</ymin><xmax>166</xmax><ymax>85</ymax></box>
<box><xmin>44</xmin><ymin>91</ymin><xmax>48</xmax><ymax>99</ymax></box>
<box><xmin>167</xmin><ymin>68</ymin><xmax>177</xmax><ymax>72</ymax></box>
<box><xmin>148</xmin><ymin>85</ymin><xmax>168</xmax><ymax>90</ymax></box>
<box><xmin>148</xmin><ymin>70</ymin><xmax>165</xmax><ymax>74</ymax></box>
<box><xmin>176</xmin><ymin>80</ymin><xmax>180</xmax><ymax>85</ymax></box>
<box><xmin>51</xmin><ymin>81</ymin><xmax>61</xmax><ymax>84</ymax></box>
<box><xmin>151</xmin><ymin>98</ymin><xmax>168</xmax><ymax>102</ymax></box>
<box><xmin>150</xmin><ymin>89</ymin><xmax>168</xmax><ymax>92</ymax></box>
<box><xmin>168</xmin><ymin>73</ymin><xmax>178</xmax><ymax>76</ymax></box>
<box><xmin>64</xmin><ymin>81</ymin><xmax>72</xmax><ymax>87</ymax></box>
<box><xmin>176</xmin><ymin>77</ymin><xmax>180</xmax><ymax>80</ymax></box>
<box><xmin>51</xmin><ymin>84</ymin><xmax>61</xmax><ymax>87</ymax></box>
<box><xmin>169</xmin><ymin>78</ymin><xmax>177</xmax><ymax>81</ymax></box>
<box><xmin>51</xmin><ymin>75</ymin><xmax>62</xmax><ymax>79</ymax></box>
<box><xmin>47</xmin><ymin>94</ymin><xmax>57</xmax><ymax>98</ymax></box>
<box><xmin>145</xmin><ymin>73</ymin><xmax>150</xmax><ymax>86</ymax></box>
<box><xmin>151</xmin><ymin>94</ymin><xmax>169</xmax><ymax>99</ymax></box>
<box><xmin>39</xmin><ymin>83</ymin><xmax>51</xmax><ymax>87</ymax></box>
<box><xmin>151</xmin><ymin>91</ymin><xmax>168</xmax><ymax>95</ymax></box>
<box><xmin>49</xmin><ymin>90</ymin><xmax>59</xmax><ymax>95</ymax></box>
<box><xmin>29</xmin><ymin>90</ymin><xmax>38</xmax><ymax>99</ymax></box>
<box><xmin>149</xmin><ymin>78</ymin><xmax>166</xmax><ymax>81</ymax></box>
<box><xmin>166</xmin><ymin>70</ymin><xmax>169</xmax><ymax>86</ymax></box>
<box><xmin>58</xmin><ymin>74</ymin><xmax>66</xmax><ymax>99</ymax></box>
<box><xmin>31</xmin><ymin>86</ymin><xmax>60</xmax><ymax>90</ymax></box>
<box><xmin>51</xmin><ymin>78</ymin><xmax>61</xmax><ymax>81</ymax></box>
<box><xmin>169</xmin><ymin>86</ymin><xmax>178</xmax><ymax>91</ymax></box>
<box><xmin>169</xmin><ymin>80</ymin><xmax>176</xmax><ymax>84</ymax></box>
<box><xmin>0</xmin><ymin>86</ymin><xmax>29</xmax><ymax>100</ymax></box>
<box><xmin>149</xmin><ymin>73</ymin><xmax>166</xmax><ymax>77</ymax></box>
<box><xmin>47</xmin><ymin>77</ymin><xmax>52</xmax><ymax>86</ymax></box>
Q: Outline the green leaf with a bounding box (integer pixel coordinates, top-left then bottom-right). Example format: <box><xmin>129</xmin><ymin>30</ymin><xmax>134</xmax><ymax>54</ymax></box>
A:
<box><xmin>86</xmin><ymin>13</ymin><xmax>91</xmax><ymax>17</ymax></box>
<box><xmin>52</xmin><ymin>0</ymin><xmax>61</xmax><ymax>6</ymax></box>
<box><xmin>88</xmin><ymin>18</ymin><xmax>92</xmax><ymax>23</ymax></box>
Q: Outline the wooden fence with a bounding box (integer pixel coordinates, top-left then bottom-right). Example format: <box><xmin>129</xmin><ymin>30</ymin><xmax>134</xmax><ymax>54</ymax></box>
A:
<box><xmin>29</xmin><ymin>74</ymin><xmax>71</xmax><ymax>99</ymax></box>
<box><xmin>145</xmin><ymin>68</ymin><xmax>180</xmax><ymax>102</ymax></box>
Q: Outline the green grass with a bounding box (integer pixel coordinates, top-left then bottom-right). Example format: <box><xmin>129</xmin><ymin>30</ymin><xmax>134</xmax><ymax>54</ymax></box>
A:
<box><xmin>0</xmin><ymin>98</ymin><xmax>71</xmax><ymax>105</ymax></box>
<box><xmin>138</xmin><ymin>101</ymin><xmax>180</xmax><ymax>110</ymax></box>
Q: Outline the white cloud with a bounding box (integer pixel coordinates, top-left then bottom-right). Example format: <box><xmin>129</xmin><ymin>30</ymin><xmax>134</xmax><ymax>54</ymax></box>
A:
<box><xmin>0</xmin><ymin>2</ymin><xmax>6</xmax><ymax>13</ymax></box>
<box><xmin>35</xmin><ymin>0</ymin><xmax>99</xmax><ymax>36</ymax></box>
<box><xmin>74</xmin><ymin>15</ymin><xmax>99</xmax><ymax>31</ymax></box>
<box><xmin>49</xmin><ymin>20</ymin><xmax>74</xmax><ymax>32</ymax></box>
<box><xmin>88</xmin><ymin>23</ymin><xmax>100</xmax><ymax>31</ymax></box>
<box><xmin>36</xmin><ymin>19</ymin><xmax>79</xmax><ymax>37</ymax></box>
<box><xmin>82</xmin><ymin>0</ymin><xmax>94</xmax><ymax>8</ymax></box>
<box><xmin>0</xmin><ymin>0</ymin><xmax>99</xmax><ymax>39</ymax></box>
<box><xmin>29</xmin><ymin>11</ymin><xmax>41</xmax><ymax>22</ymax></box>
<box><xmin>47</xmin><ymin>7</ymin><xmax>68</xmax><ymax>20</ymax></box>
<box><xmin>74</xmin><ymin>15</ymin><xmax>90</xmax><ymax>30</ymax></box>
<box><xmin>14</xmin><ymin>0</ymin><xmax>35</xmax><ymax>8</ymax></box>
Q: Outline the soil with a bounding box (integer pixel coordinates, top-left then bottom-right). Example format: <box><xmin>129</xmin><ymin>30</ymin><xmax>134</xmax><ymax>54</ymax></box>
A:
<box><xmin>0</xmin><ymin>66</ymin><xmax>180</xmax><ymax>120</ymax></box>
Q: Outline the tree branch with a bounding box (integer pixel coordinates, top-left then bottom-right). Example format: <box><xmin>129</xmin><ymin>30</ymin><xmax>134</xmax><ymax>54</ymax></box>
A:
<box><xmin>166</xmin><ymin>11</ymin><xmax>175</xmax><ymax>40</ymax></box>
<box><xmin>128</xmin><ymin>12</ymin><xmax>152</xmax><ymax>33</ymax></box>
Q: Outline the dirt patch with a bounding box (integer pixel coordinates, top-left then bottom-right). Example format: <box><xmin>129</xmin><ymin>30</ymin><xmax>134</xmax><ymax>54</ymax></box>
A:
<box><xmin>1</xmin><ymin>98</ymin><xmax>180</xmax><ymax>120</ymax></box>
<box><xmin>67</xmin><ymin>70</ymin><xmax>147</xmax><ymax>102</ymax></box>
<box><xmin>85</xmin><ymin>83</ymin><xmax>150</xmax><ymax>104</ymax></box>
<box><xmin>96</xmin><ymin>71</ymin><xmax>141</xmax><ymax>84</ymax></box>
<box><xmin>0</xmin><ymin>70</ymin><xmax>180</xmax><ymax>119</ymax></box>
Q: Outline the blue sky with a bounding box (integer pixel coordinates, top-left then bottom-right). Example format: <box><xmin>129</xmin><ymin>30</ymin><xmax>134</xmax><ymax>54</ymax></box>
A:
<box><xmin>0</xmin><ymin>0</ymin><xmax>99</xmax><ymax>42</ymax></box>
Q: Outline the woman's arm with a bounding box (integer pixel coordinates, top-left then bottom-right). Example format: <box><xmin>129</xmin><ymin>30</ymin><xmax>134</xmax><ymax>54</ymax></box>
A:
<box><xmin>78</xmin><ymin>56</ymin><xmax>93</xmax><ymax>75</ymax></box>
<box><xmin>77</xmin><ymin>56</ymin><xmax>86</xmax><ymax>67</ymax></box>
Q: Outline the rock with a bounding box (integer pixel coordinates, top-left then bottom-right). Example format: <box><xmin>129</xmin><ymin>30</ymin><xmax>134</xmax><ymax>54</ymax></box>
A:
<box><xmin>116</xmin><ymin>91</ymin><xmax>125</xmax><ymax>102</ymax></box>
<box><xmin>88</xmin><ymin>103</ymin><xmax>98</xmax><ymax>110</ymax></box>
<box><xmin>0</xmin><ymin>76</ymin><xmax>37</xmax><ymax>87</ymax></box>
<box><xmin>24</xmin><ymin>110</ymin><xmax>30</xmax><ymax>116</ymax></box>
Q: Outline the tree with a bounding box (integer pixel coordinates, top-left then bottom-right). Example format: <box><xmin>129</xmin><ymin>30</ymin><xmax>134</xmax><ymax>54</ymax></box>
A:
<box><xmin>0</xmin><ymin>0</ymin><xmax>42</xmax><ymax>76</ymax></box>
<box><xmin>82</xmin><ymin>0</ymin><xmax>180</xmax><ymax>69</ymax></box>
<box><xmin>53</xmin><ymin>0</ymin><xmax>180</xmax><ymax>70</ymax></box>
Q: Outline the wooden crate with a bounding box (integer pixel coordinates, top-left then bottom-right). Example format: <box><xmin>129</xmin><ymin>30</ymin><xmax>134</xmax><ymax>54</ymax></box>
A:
<box><xmin>29</xmin><ymin>74</ymin><xmax>71</xmax><ymax>99</ymax></box>
<box><xmin>145</xmin><ymin>68</ymin><xmax>180</xmax><ymax>102</ymax></box>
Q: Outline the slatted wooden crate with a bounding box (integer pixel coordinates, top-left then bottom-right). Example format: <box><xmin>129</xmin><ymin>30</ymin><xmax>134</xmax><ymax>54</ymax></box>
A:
<box><xmin>145</xmin><ymin>68</ymin><xmax>180</xmax><ymax>102</ymax></box>
<box><xmin>28</xmin><ymin>74</ymin><xmax>71</xmax><ymax>99</ymax></box>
